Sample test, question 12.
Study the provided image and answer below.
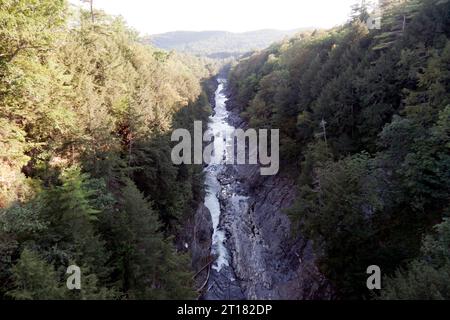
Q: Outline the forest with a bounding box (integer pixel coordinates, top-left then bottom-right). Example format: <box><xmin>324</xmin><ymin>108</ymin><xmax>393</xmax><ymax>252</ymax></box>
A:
<box><xmin>0</xmin><ymin>0</ymin><xmax>215</xmax><ymax>299</ymax></box>
<box><xmin>145</xmin><ymin>29</ymin><xmax>303</xmax><ymax>59</ymax></box>
<box><xmin>1</xmin><ymin>0</ymin><xmax>449</xmax><ymax>301</ymax></box>
<box><xmin>228</xmin><ymin>0</ymin><xmax>450</xmax><ymax>299</ymax></box>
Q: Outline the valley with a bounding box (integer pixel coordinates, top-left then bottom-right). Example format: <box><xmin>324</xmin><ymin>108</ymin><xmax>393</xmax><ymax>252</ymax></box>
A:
<box><xmin>1</xmin><ymin>0</ymin><xmax>449</xmax><ymax>302</ymax></box>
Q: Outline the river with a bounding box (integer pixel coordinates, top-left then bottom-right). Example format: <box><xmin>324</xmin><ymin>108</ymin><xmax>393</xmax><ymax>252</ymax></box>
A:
<box><xmin>198</xmin><ymin>77</ymin><xmax>334</xmax><ymax>300</ymax></box>
<box><xmin>202</xmin><ymin>78</ymin><xmax>246</xmax><ymax>300</ymax></box>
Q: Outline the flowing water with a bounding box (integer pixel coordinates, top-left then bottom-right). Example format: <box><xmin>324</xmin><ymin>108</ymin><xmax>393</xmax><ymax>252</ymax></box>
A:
<box><xmin>202</xmin><ymin>78</ymin><xmax>246</xmax><ymax>300</ymax></box>
<box><xmin>203</xmin><ymin>79</ymin><xmax>234</xmax><ymax>272</ymax></box>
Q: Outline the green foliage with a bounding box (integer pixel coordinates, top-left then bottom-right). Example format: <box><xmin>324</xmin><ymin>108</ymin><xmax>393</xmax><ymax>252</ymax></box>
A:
<box><xmin>0</xmin><ymin>0</ymin><xmax>66</xmax><ymax>65</ymax></box>
<box><xmin>380</xmin><ymin>260</ymin><xmax>450</xmax><ymax>299</ymax></box>
<box><xmin>39</xmin><ymin>166</ymin><xmax>109</xmax><ymax>276</ymax></box>
<box><xmin>290</xmin><ymin>153</ymin><xmax>385</xmax><ymax>297</ymax></box>
<box><xmin>7</xmin><ymin>248</ymin><xmax>117</xmax><ymax>300</ymax></box>
<box><xmin>108</xmin><ymin>179</ymin><xmax>195</xmax><ymax>299</ymax></box>
<box><xmin>0</xmin><ymin>201</ymin><xmax>46</xmax><ymax>236</ymax></box>
<box><xmin>230</xmin><ymin>0</ymin><xmax>450</xmax><ymax>299</ymax></box>
<box><xmin>7</xmin><ymin>248</ymin><xmax>65</xmax><ymax>300</ymax></box>
<box><xmin>117</xmin><ymin>182</ymin><xmax>192</xmax><ymax>299</ymax></box>
<box><xmin>0</xmin><ymin>0</ymin><xmax>212</xmax><ymax>300</ymax></box>
<box><xmin>380</xmin><ymin>218</ymin><xmax>450</xmax><ymax>300</ymax></box>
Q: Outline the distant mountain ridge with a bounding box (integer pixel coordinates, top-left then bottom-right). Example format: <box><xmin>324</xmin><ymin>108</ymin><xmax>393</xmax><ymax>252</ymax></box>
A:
<box><xmin>143</xmin><ymin>29</ymin><xmax>308</xmax><ymax>58</ymax></box>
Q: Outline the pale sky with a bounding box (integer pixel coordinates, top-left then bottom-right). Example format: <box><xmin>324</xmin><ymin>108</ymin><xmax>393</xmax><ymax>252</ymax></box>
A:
<box><xmin>69</xmin><ymin>0</ymin><xmax>358</xmax><ymax>35</ymax></box>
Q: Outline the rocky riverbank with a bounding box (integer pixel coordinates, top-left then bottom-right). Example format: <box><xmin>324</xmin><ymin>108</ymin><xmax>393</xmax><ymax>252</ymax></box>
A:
<box><xmin>222</xmin><ymin>85</ymin><xmax>335</xmax><ymax>300</ymax></box>
<box><xmin>192</xmin><ymin>75</ymin><xmax>334</xmax><ymax>300</ymax></box>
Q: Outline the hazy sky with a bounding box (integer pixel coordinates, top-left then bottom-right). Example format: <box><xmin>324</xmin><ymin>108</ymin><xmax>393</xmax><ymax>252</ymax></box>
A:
<box><xmin>69</xmin><ymin>0</ymin><xmax>357</xmax><ymax>35</ymax></box>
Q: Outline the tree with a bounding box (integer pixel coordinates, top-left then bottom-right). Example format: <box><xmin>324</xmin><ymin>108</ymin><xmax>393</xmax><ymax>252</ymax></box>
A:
<box><xmin>40</xmin><ymin>166</ymin><xmax>110</xmax><ymax>280</ymax></box>
<box><xmin>0</xmin><ymin>0</ymin><xmax>66</xmax><ymax>64</ymax></box>
<box><xmin>0</xmin><ymin>119</ymin><xmax>31</xmax><ymax>208</ymax></box>
<box><xmin>81</xmin><ymin>0</ymin><xmax>95</xmax><ymax>23</ymax></box>
<box><xmin>373</xmin><ymin>0</ymin><xmax>422</xmax><ymax>50</ymax></box>
<box><xmin>228</xmin><ymin>0</ymin><xmax>450</xmax><ymax>299</ymax></box>
<box><xmin>0</xmin><ymin>0</ymin><xmax>210</xmax><ymax>300</ymax></box>
<box><xmin>8</xmin><ymin>248</ymin><xmax>116</xmax><ymax>300</ymax></box>
<box><xmin>7</xmin><ymin>248</ymin><xmax>65</xmax><ymax>300</ymax></box>
<box><xmin>109</xmin><ymin>179</ymin><xmax>195</xmax><ymax>299</ymax></box>
<box><xmin>380</xmin><ymin>218</ymin><xmax>450</xmax><ymax>300</ymax></box>
<box><xmin>290</xmin><ymin>153</ymin><xmax>384</xmax><ymax>297</ymax></box>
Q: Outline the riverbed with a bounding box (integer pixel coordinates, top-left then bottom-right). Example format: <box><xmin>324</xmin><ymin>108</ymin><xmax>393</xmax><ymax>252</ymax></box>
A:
<box><xmin>202</xmin><ymin>78</ymin><xmax>246</xmax><ymax>300</ymax></box>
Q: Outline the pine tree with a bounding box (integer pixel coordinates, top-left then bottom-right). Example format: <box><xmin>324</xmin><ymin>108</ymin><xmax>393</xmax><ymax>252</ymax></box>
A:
<box><xmin>380</xmin><ymin>218</ymin><xmax>450</xmax><ymax>300</ymax></box>
<box><xmin>7</xmin><ymin>249</ymin><xmax>65</xmax><ymax>300</ymax></box>
<box><xmin>8</xmin><ymin>248</ymin><xmax>117</xmax><ymax>300</ymax></box>
<box><xmin>40</xmin><ymin>166</ymin><xmax>110</xmax><ymax>280</ymax></box>
<box><xmin>110</xmin><ymin>179</ymin><xmax>195</xmax><ymax>299</ymax></box>
<box><xmin>0</xmin><ymin>0</ymin><xmax>210</xmax><ymax>300</ymax></box>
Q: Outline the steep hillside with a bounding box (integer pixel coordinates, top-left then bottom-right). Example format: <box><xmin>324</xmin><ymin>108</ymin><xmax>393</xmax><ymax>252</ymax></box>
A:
<box><xmin>228</xmin><ymin>0</ymin><xmax>450</xmax><ymax>299</ymax></box>
<box><xmin>0</xmin><ymin>1</ymin><xmax>213</xmax><ymax>300</ymax></box>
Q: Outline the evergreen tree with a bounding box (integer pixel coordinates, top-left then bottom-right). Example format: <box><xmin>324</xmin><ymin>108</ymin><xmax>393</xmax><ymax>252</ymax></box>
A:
<box><xmin>229</xmin><ymin>0</ymin><xmax>450</xmax><ymax>299</ymax></box>
<box><xmin>1</xmin><ymin>0</ymin><xmax>210</xmax><ymax>299</ymax></box>
<box><xmin>7</xmin><ymin>248</ymin><xmax>65</xmax><ymax>300</ymax></box>
<box><xmin>109</xmin><ymin>179</ymin><xmax>195</xmax><ymax>299</ymax></box>
<box><xmin>380</xmin><ymin>218</ymin><xmax>450</xmax><ymax>299</ymax></box>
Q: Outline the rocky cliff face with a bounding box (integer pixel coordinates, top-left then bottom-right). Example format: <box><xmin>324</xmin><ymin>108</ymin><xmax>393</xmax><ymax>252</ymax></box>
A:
<box><xmin>189</xmin><ymin>77</ymin><xmax>334</xmax><ymax>300</ymax></box>
<box><xmin>219</xmin><ymin>164</ymin><xmax>333</xmax><ymax>299</ymax></box>
<box><xmin>221</xmin><ymin>91</ymin><xmax>334</xmax><ymax>300</ymax></box>
<box><xmin>191</xmin><ymin>204</ymin><xmax>214</xmax><ymax>273</ymax></box>
<box><xmin>179</xmin><ymin>203</ymin><xmax>214</xmax><ymax>294</ymax></box>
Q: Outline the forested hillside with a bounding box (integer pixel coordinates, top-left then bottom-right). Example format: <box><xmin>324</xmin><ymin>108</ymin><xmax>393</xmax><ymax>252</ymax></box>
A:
<box><xmin>228</xmin><ymin>0</ymin><xmax>450</xmax><ymax>299</ymax></box>
<box><xmin>0</xmin><ymin>0</ymin><xmax>213</xmax><ymax>299</ymax></box>
<box><xmin>144</xmin><ymin>29</ymin><xmax>303</xmax><ymax>59</ymax></box>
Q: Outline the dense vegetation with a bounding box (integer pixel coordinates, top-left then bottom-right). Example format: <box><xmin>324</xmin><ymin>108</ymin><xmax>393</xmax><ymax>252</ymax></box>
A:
<box><xmin>0</xmin><ymin>0</ymin><xmax>214</xmax><ymax>299</ymax></box>
<box><xmin>228</xmin><ymin>0</ymin><xmax>450</xmax><ymax>299</ymax></box>
<box><xmin>145</xmin><ymin>29</ymin><xmax>304</xmax><ymax>59</ymax></box>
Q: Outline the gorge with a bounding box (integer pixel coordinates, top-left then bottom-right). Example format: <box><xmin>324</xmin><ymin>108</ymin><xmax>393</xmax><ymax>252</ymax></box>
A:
<box><xmin>195</xmin><ymin>77</ymin><xmax>333</xmax><ymax>300</ymax></box>
<box><xmin>1</xmin><ymin>0</ymin><xmax>449</xmax><ymax>302</ymax></box>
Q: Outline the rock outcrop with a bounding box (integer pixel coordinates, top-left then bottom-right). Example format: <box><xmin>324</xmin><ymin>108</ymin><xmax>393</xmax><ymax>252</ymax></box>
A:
<box><xmin>195</xmin><ymin>76</ymin><xmax>334</xmax><ymax>300</ymax></box>
<box><xmin>219</xmin><ymin>164</ymin><xmax>333</xmax><ymax>299</ymax></box>
<box><xmin>192</xmin><ymin>203</ymin><xmax>214</xmax><ymax>273</ymax></box>
<box><xmin>219</xmin><ymin>88</ymin><xmax>335</xmax><ymax>300</ymax></box>
<box><xmin>179</xmin><ymin>203</ymin><xmax>213</xmax><ymax>293</ymax></box>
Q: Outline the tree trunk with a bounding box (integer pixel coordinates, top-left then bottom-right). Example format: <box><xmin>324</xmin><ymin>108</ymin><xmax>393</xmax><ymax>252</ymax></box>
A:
<box><xmin>89</xmin><ymin>0</ymin><xmax>94</xmax><ymax>23</ymax></box>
